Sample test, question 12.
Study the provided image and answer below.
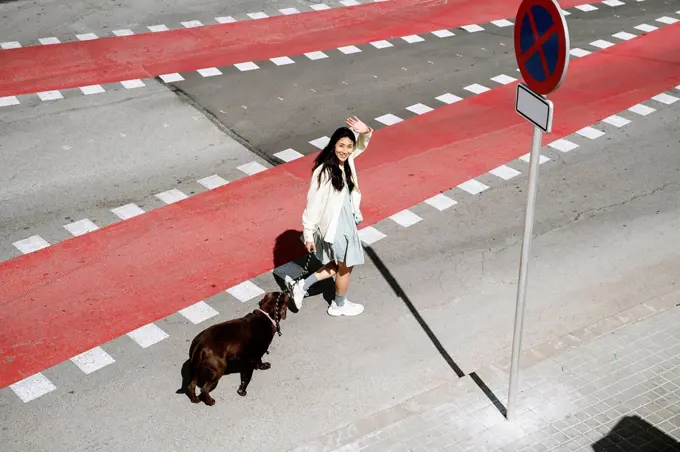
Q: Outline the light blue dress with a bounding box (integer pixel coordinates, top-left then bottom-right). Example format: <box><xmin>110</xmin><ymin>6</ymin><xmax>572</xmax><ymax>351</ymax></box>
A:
<box><xmin>313</xmin><ymin>184</ymin><xmax>365</xmax><ymax>267</ymax></box>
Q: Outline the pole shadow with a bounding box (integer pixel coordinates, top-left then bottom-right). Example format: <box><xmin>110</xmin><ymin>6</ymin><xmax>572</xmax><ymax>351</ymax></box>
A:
<box><xmin>364</xmin><ymin>245</ymin><xmax>507</xmax><ymax>417</ymax></box>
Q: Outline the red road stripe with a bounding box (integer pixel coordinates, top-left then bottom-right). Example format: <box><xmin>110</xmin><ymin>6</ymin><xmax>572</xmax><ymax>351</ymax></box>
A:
<box><xmin>2</xmin><ymin>25</ymin><xmax>680</xmax><ymax>389</ymax></box>
<box><xmin>0</xmin><ymin>0</ymin><xmax>591</xmax><ymax>97</ymax></box>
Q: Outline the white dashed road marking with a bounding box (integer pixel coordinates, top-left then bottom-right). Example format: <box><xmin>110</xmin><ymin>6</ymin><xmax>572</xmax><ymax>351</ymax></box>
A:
<box><xmin>464</xmin><ymin>84</ymin><xmax>490</xmax><ymax>94</ymax></box>
<box><xmin>402</xmin><ymin>35</ymin><xmax>425</xmax><ymax>43</ymax></box>
<box><xmin>178</xmin><ymin>301</ymin><xmax>219</xmax><ymax>324</ymax></box>
<box><xmin>425</xmin><ymin>194</ymin><xmax>458</xmax><ymax>211</ymax></box>
<box><xmin>238</xmin><ymin>161</ymin><xmax>268</xmax><ymax>175</ymax></box>
<box><xmin>227</xmin><ymin>280</ymin><xmax>265</xmax><ymax>303</ymax></box>
<box><xmin>160</xmin><ymin>73</ymin><xmax>185</xmax><ymax>83</ymax></box>
<box><xmin>120</xmin><ymin>79</ymin><xmax>146</xmax><ymax>89</ymax></box>
<box><xmin>576</xmin><ymin>126</ymin><xmax>606</xmax><ymax>139</ymax></box>
<box><xmin>489</xmin><ymin>165</ymin><xmax>521</xmax><ymax>180</ymax></box>
<box><xmin>198</xmin><ymin>175</ymin><xmax>229</xmax><ymax>189</ymax></box>
<box><xmin>80</xmin><ymin>85</ymin><xmax>106</xmax><ymax>95</ymax></box>
<box><xmin>436</xmin><ymin>93</ymin><xmax>463</xmax><ymax>104</ymax></box>
<box><xmin>111</xmin><ymin>203</ymin><xmax>145</xmax><ymax>220</ymax></box>
<box><xmin>156</xmin><ymin>189</ymin><xmax>189</xmax><ymax>204</ymax></box>
<box><xmin>406</xmin><ymin>103</ymin><xmax>434</xmax><ymax>115</ymax></box>
<box><xmin>358</xmin><ymin>226</ymin><xmax>387</xmax><ymax>245</ymax></box>
<box><xmin>602</xmin><ymin>115</ymin><xmax>631</xmax><ymax>127</ymax></box>
<box><xmin>9</xmin><ymin>373</ymin><xmax>57</xmax><ymax>403</ymax></box>
<box><xmin>64</xmin><ymin>219</ymin><xmax>99</xmax><ymax>236</ymax></box>
<box><xmin>458</xmin><ymin>179</ymin><xmax>490</xmax><ymax>195</ymax></box>
<box><xmin>432</xmin><ymin>30</ymin><xmax>455</xmax><ymax>38</ymax></box>
<box><xmin>389</xmin><ymin>209</ymin><xmax>423</xmax><ymax>228</ymax></box>
<box><xmin>127</xmin><ymin>323</ymin><xmax>169</xmax><ymax>348</ymax></box>
<box><xmin>628</xmin><ymin>104</ymin><xmax>656</xmax><ymax>116</ymax></box>
<box><xmin>13</xmin><ymin>235</ymin><xmax>50</xmax><ymax>254</ymax></box>
<box><xmin>652</xmin><ymin>93</ymin><xmax>679</xmax><ymax>105</ymax></box>
<box><xmin>549</xmin><ymin>139</ymin><xmax>580</xmax><ymax>152</ymax></box>
<box><xmin>70</xmin><ymin>347</ymin><xmax>115</xmax><ymax>374</ymax></box>
<box><xmin>375</xmin><ymin>114</ymin><xmax>404</xmax><ymax>126</ymax></box>
<box><xmin>197</xmin><ymin>67</ymin><xmax>223</xmax><ymax>77</ymax></box>
<box><xmin>274</xmin><ymin>149</ymin><xmax>304</xmax><ymax>162</ymax></box>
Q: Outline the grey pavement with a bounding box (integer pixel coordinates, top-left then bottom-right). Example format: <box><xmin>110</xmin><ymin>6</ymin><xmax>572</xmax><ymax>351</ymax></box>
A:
<box><xmin>0</xmin><ymin>0</ymin><xmax>362</xmax><ymax>45</ymax></box>
<box><xmin>2</xmin><ymin>75</ymin><xmax>680</xmax><ymax>451</ymax></box>
<box><xmin>172</xmin><ymin>0</ymin><xmax>676</xmax><ymax>161</ymax></box>
<box><xmin>290</xmin><ymin>303</ymin><xmax>680</xmax><ymax>452</ymax></box>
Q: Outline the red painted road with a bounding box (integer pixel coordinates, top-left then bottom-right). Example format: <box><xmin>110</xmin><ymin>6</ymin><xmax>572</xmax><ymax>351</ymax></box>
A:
<box><xmin>0</xmin><ymin>0</ymin><xmax>592</xmax><ymax>97</ymax></box>
<box><xmin>2</xmin><ymin>24</ymin><xmax>680</xmax><ymax>389</ymax></box>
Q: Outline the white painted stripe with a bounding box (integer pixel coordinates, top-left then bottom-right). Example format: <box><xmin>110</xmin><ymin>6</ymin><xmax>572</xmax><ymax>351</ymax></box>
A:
<box><xmin>406</xmin><ymin>103</ymin><xmax>434</xmax><ymax>115</ymax></box>
<box><xmin>310</xmin><ymin>136</ymin><xmax>330</xmax><ymax>149</ymax></box>
<box><xmin>280</xmin><ymin>7</ymin><xmax>301</xmax><ymax>14</ymax></box>
<box><xmin>274</xmin><ymin>148</ymin><xmax>304</xmax><ymax>162</ymax></box>
<box><xmin>549</xmin><ymin>139</ymin><xmax>579</xmax><ymax>152</ymax></box>
<box><xmin>305</xmin><ymin>51</ymin><xmax>329</xmax><ymax>60</ymax></box>
<box><xmin>424</xmin><ymin>193</ymin><xmax>457</xmax><ymax>211</ymax></box>
<box><xmin>464</xmin><ymin>83</ymin><xmax>490</xmax><ymax>94</ymax></box>
<box><xmin>148</xmin><ymin>24</ymin><xmax>170</xmax><ymax>32</ymax></box>
<box><xmin>64</xmin><ymin>219</ymin><xmax>99</xmax><ymax>236</ymax></box>
<box><xmin>602</xmin><ymin>115</ymin><xmax>631</xmax><ymax>127</ymax></box>
<box><xmin>590</xmin><ymin>40</ymin><xmax>614</xmax><ymax>49</ymax></box>
<box><xmin>235</xmin><ymin>61</ymin><xmax>260</xmax><ymax>71</ymax></box>
<box><xmin>436</xmin><ymin>93</ymin><xmax>463</xmax><ymax>104</ymax></box>
<box><xmin>1</xmin><ymin>41</ymin><xmax>22</xmax><ymax>49</ymax></box>
<box><xmin>520</xmin><ymin>153</ymin><xmax>550</xmax><ymax>164</ymax></box>
<box><xmin>402</xmin><ymin>35</ymin><xmax>425</xmax><ymax>43</ymax></box>
<box><xmin>39</xmin><ymin>37</ymin><xmax>61</xmax><ymax>45</ymax></box>
<box><xmin>628</xmin><ymin>104</ymin><xmax>655</xmax><ymax>115</ymax></box>
<box><xmin>570</xmin><ymin>48</ymin><xmax>591</xmax><ymax>57</ymax></box>
<box><xmin>198</xmin><ymin>174</ymin><xmax>229</xmax><ymax>189</ymax></box>
<box><xmin>70</xmin><ymin>346</ymin><xmax>115</xmax><ymax>374</ymax></box>
<box><xmin>575</xmin><ymin>4</ymin><xmax>598</xmax><ymax>11</ymax></box>
<box><xmin>358</xmin><ymin>226</ymin><xmax>387</xmax><ymax>245</ymax></box>
<box><xmin>656</xmin><ymin>17</ymin><xmax>679</xmax><ymax>25</ymax></box>
<box><xmin>197</xmin><ymin>67</ymin><xmax>223</xmax><ymax>77</ymax></box>
<box><xmin>181</xmin><ymin>20</ymin><xmax>204</xmax><ymax>28</ymax></box>
<box><xmin>375</xmin><ymin>113</ymin><xmax>403</xmax><ymax>126</ymax></box>
<box><xmin>389</xmin><ymin>209</ymin><xmax>423</xmax><ymax>227</ymax></box>
<box><xmin>160</xmin><ymin>73</ymin><xmax>184</xmax><ymax>83</ymax></box>
<box><xmin>80</xmin><ymin>85</ymin><xmax>106</xmax><ymax>95</ymax></box>
<box><xmin>227</xmin><ymin>280</ymin><xmax>265</xmax><ymax>302</ymax></box>
<box><xmin>238</xmin><ymin>161</ymin><xmax>268</xmax><ymax>175</ymax></box>
<box><xmin>13</xmin><ymin>235</ymin><xmax>50</xmax><ymax>254</ymax></box>
<box><xmin>338</xmin><ymin>45</ymin><xmax>362</xmax><ymax>54</ymax></box>
<box><xmin>461</xmin><ymin>24</ymin><xmax>484</xmax><ymax>32</ymax></box>
<box><xmin>179</xmin><ymin>301</ymin><xmax>219</xmax><ymax>324</ymax></box>
<box><xmin>121</xmin><ymin>79</ymin><xmax>146</xmax><ymax>89</ymax></box>
<box><xmin>247</xmin><ymin>12</ymin><xmax>269</xmax><ymax>19</ymax></box>
<box><xmin>310</xmin><ymin>4</ymin><xmax>331</xmax><ymax>10</ymax></box>
<box><xmin>0</xmin><ymin>96</ymin><xmax>20</xmax><ymax>107</ymax></box>
<box><xmin>340</xmin><ymin>0</ymin><xmax>361</xmax><ymax>5</ymax></box>
<box><xmin>652</xmin><ymin>93</ymin><xmax>679</xmax><ymax>105</ymax></box>
<box><xmin>111</xmin><ymin>203</ymin><xmax>145</xmax><ymax>220</ymax></box>
<box><xmin>76</xmin><ymin>33</ymin><xmax>98</xmax><ymax>41</ymax></box>
<box><xmin>491</xmin><ymin>74</ymin><xmax>517</xmax><ymax>85</ymax></box>
<box><xmin>215</xmin><ymin>16</ymin><xmax>237</xmax><ymax>23</ymax></box>
<box><xmin>370</xmin><ymin>40</ymin><xmax>394</xmax><ymax>49</ymax></box>
<box><xmin>9</xmin><ymin>373</ymin><xmax>56</xmax><ymax>403</ymax></box>
<box><xmin>602</xmin><ymin>0</ymin><xmax>625</xmax><ymax>6</ymax></box>
<box><xmin>576</xmin><ymin>126</ymin><xmax>605</xmax><ymax>139</ymax></box>
<box><xmin>270</xmin><ymin>56</ymin><xmax>295</xmax><ymax>65</ymax></box>
<box><xmin>635</xmin><ymin>24</ymin><xmax>658</xmax><ymax>32</ymax></box>
<box><xmin>458</xmin><ymin>179</ymin><xmax>489</xmax><ymax>195</ymax></box>
<box><xmin>431</xmin><ymin>29</ymin><xmax>455</xmax><ymax>38</ymax></box>
<box><xmin>127</xmin><ymin>323</ymin><xmax>169</xmax><ymax>348</ymax></box>
<box><xmin>112</xmin><ymin>29</ymin><xmax>135</xmax><ymax>36</ymax></box>
<box><xmin>491</xmin><ymin>19</ymin><xmax>513</xmax><ymax>27</ymax></box>
<box><xmin>612</xmin><ymin>31</ymin><xmax>636</xmax><ymax>40</ymax></box>
<box><xmin>156</xmin><ymin>188</ymin><xmax>189</xmax><ymax>204</ymax></box>
<box><xmin>561</xmin><ymin>9</ymin><xmax>571</xmax><ymax>16</ymax></box>
<box><xmin>38</xmin><ymin>90</ymin><xmax>64</xmax><ymax>101</ymax></box>
<box><xmin>490</xmin><ymin>165</ymin><xmax>521</xmax><ymax>180</ymax></box>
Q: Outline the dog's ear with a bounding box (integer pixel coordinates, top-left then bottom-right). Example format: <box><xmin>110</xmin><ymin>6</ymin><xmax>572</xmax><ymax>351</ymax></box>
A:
<box><xmin>258</xmin><ymin>293</ymin><xmax>275</xmax><ymax>308</ymax></box>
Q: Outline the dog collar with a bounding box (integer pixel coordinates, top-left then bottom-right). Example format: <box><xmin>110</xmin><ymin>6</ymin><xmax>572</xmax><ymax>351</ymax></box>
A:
<box><xmin>257</xmin><ymin>308</ymin><xmax>277</xmax><ymax>329</ymax></box>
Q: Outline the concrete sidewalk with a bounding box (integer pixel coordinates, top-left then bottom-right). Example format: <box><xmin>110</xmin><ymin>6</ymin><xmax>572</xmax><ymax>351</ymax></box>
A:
<box><xmin>290</xmin><ymin>293</ymin><xmax>680</xmax><ymax>452</ymax></box>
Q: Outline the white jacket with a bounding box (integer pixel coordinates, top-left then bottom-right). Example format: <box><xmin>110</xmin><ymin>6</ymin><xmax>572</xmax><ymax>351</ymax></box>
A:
<box><xmin>302</xmin><ymin>131</ymin><xmax>372</xmax><ymax>243</ymax></box>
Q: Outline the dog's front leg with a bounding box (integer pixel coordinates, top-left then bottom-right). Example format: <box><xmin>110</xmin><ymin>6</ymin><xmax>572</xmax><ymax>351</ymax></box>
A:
<box><xmin>237</xmin><ymin>366</ymin><xmax>255</xmax><ymax>397</ymax></box>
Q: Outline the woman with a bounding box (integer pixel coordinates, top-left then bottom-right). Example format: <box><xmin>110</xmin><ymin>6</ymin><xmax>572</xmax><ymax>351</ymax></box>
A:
<box><xmin>286</xmin><ymin>116</ymin><xmax>374</xmax><ymax>317</ymax></box>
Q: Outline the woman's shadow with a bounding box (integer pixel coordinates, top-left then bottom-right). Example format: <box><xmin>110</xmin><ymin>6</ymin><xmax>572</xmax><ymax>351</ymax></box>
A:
<box><xmin>271</xmin><ymin>229</ymin><xmax>336</xmax><ymax>311</ymax></box>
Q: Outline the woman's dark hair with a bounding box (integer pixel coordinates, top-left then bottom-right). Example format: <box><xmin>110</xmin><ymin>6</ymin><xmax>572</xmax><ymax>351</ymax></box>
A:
<box><xmin>312</xmin><ymin>127</ymin><xmax>356</xmax><ymax>192</ymax></box>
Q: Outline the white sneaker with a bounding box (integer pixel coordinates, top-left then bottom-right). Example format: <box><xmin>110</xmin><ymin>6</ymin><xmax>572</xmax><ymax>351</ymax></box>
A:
<box><xmin>327</xmin><ymin>299</ymin><xmax>364</xmax><ymax>317</ymax></box>
<box><xmin>285</xmin><ymin>275</ymin><xmax>306</xmax><ymax>309</ymax></box>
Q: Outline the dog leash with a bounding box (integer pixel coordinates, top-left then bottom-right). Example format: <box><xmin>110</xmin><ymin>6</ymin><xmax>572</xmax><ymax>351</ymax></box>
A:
<box><xmin>274</xmin><ymin>252</ymin><xmax>314</xmax><ymax>336</ymax></box>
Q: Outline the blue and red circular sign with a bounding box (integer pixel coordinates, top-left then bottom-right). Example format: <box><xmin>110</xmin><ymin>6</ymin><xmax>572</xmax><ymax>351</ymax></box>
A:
<box><xmin>514</xmin><ymin>0</ymin><xmax>570</xmax><ymax>95</ymax></box>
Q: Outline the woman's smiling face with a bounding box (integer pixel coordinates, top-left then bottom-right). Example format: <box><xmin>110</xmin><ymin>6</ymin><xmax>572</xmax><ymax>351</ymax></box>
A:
<box><xmin>335</xmin><ymin>137</ymin><xmax>355</xmax><ymax>163</ymax></box>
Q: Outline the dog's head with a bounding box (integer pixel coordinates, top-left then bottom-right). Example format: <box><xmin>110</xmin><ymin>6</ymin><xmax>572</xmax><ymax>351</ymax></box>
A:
<box><xmin>258</xmin><ymin>291</ymin><xmax>291</xmax><ymax>321</ymax></box>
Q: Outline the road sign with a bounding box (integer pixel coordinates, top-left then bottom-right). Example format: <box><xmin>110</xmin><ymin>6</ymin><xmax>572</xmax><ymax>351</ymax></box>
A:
<box><xmin>507</xmin><ymin>0</ymin><xmax>570</xmax><ymax>423</ymax></box>
<box><xmin>514</xmin><ymin>0</ymin><xmax>570</xmax><ymax>95</ymax></box>
<box><xmin>515</xmin><ymin>83</ymin><xmax>554</xmax><ymax>133</ymax></box>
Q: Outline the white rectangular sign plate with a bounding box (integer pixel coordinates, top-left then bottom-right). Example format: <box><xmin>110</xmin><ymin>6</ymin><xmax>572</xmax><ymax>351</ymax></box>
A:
<box><xmin>515</xmin><ymin>83</ymin><xmax>554</xmax><ymax>133</ymax></box>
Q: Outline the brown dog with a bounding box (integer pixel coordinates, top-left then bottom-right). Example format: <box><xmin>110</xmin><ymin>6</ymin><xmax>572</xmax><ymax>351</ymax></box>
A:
<box><xmin>177</xmin><ymin>291</ymin><xmax>291</xmax><ymax>406</ymax></box>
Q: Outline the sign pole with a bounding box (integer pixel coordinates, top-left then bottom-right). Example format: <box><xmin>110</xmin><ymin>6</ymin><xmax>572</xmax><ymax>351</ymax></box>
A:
<box><xmin>506</xmin><ymin>124</ymin><xmax>543</xmax><ymax>422</ymax></box>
